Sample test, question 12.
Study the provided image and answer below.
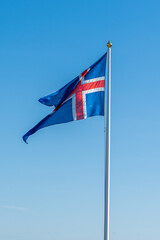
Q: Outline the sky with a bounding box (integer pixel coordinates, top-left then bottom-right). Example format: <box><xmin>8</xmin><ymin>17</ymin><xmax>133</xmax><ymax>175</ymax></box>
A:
<box><xmin>0</xmin><ymin>0</ymin><xmax>160</xmax><ymax>240</ymax></box>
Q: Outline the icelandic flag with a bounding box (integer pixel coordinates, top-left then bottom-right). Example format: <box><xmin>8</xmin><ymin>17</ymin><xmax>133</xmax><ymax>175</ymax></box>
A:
<box><xmin>23</xmin><ymin>53</ymin><xmax>107</xmax><ymax>143</ymax></box>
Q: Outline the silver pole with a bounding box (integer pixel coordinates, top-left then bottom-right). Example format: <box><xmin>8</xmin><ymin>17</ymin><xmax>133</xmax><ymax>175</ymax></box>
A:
<box><xmin>104</xmin><ymin>41</ymin><xmax>112</xmax><ymax>240</ymax></box>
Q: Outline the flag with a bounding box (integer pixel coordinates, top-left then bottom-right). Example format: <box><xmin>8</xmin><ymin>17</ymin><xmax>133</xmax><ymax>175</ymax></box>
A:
<box><xmin>23</xmin><ymin>53</ymin><xmax>107</xmax><ymax>143</ymax></box>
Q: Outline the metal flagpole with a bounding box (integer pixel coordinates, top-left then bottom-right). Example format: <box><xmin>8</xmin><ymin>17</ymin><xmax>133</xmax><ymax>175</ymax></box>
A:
<box><xmin>104</xmin><ymin>41</ymin><xmax>112</xmax><ymax>240</ymax></box>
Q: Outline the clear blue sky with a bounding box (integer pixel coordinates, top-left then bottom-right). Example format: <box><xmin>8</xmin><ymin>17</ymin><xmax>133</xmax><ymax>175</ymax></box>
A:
<box><xmin>0</xmin><ymin>0</ymin><xmax>160</xmax><ymax>239</ymax></box>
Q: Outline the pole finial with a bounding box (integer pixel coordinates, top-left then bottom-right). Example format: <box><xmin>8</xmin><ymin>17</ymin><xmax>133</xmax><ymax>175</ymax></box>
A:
<box><xmin>107</xmin><ymin>41</ymin><xmax>112</xmax><ymax>48</ymax></box>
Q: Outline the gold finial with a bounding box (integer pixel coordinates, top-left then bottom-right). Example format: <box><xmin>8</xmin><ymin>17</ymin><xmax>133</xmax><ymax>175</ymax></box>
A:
<box><xmin>107</xmin><ymin>41</ymin><xmax>112</xmax><ymax>48</ymax></box>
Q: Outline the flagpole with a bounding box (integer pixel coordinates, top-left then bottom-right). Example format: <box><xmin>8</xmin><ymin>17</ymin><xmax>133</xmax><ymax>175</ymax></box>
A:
<box><xmin>104</xmin><ymin>41</ymin><xmax>112</xmax><ymax>240</ymax></box>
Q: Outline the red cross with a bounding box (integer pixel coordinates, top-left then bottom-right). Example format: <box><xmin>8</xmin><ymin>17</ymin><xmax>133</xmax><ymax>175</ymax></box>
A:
<box><xmin>69</xmin><ymin>69</ymin><xmax>105</xmax><ymax>120</ymax></box>
<box><xmin>53</xmin><ymin>69</ymin><xmax>105</xmax><ymax>120</ymax></box>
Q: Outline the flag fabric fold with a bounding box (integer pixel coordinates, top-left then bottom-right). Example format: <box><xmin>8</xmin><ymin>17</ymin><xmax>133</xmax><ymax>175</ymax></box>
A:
<box><xmin>23</xmin><ymin>53</ymin><xmax>107</xmax><ymax>143</ymax></box>
<box><xmin>39</xmin><ymin>76</ymin><xmax>79</xmax><ymax>107</ymax></box>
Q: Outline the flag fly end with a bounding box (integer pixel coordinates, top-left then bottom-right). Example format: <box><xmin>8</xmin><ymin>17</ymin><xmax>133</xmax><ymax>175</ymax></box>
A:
<box><xmin>23</xmin><ymin>135</ymin><xmax>28</xmax><ymax>144</ymax></box>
